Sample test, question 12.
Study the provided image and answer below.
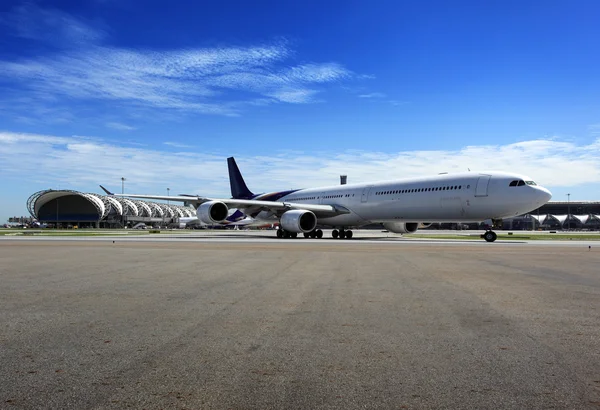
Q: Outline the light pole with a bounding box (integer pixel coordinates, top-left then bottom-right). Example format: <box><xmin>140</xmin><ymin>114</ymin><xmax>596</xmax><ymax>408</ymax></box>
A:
<box><xmin>567</xmin><ymin>193</ymin><xmax>571</xmax><ymax>230</ymax></box>
<box><xmin>121</xmin><ymin>177</ymin><xmax>126</xmax><ymax>194</ymax></box>
<box><xmin>167</xmin><ymin>187</ymin><xmax>170</xmax><ymax>205</ymax></box>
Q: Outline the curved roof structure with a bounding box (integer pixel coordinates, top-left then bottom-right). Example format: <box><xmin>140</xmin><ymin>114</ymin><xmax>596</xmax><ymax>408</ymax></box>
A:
<box><xmin>27</xmin><ymin>189</ymin><xmax>196</xmax><ymax>223</ymax></box>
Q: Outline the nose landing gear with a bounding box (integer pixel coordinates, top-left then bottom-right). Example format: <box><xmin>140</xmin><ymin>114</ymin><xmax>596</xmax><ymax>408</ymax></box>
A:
<box><xmin>482</xmin><ymin>230</ymin><xmax>497</xmax><ymax>242</ymax></box>
<box><xmin>481</xmin><ymin>219</ymin><xmax>502</xmax><ymax>242</ymax></box>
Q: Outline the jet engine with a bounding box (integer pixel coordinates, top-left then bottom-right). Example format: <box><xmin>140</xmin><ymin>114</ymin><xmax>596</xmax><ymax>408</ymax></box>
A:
<box><xmin>197</xmin><ymin>201</ymin><xmax>229</xmax><ymax>224</ymax></box>
<box><xmin>280</xmin><ymin>210</ymin><xmax>317</xmax><ymax>233</ymax></box>
<box><xmin>383</xmin><ymin>222</ymin><xmax>419</xmax><ymax>234</ymax></box>
<box><xmin>419</xmin><ymin>223</ymin><xmax>432</xmax><ymax>229</ymax></box>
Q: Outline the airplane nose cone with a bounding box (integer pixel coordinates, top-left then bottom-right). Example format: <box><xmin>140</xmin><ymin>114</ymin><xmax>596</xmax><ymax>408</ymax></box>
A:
<box><xmin>537</xmin><ymin>187</ymin><xmax>552</xmax><ymax>203</ymax></box>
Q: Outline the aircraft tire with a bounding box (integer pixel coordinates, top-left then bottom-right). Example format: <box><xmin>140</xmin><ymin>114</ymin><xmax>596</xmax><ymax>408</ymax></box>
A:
<box><xmin>277</xmin><ymin>229</ymin><xmax>283</xmax><ymax>238</ymax></box>
<box><xmin>316</xmin><ymin>229</ymin><xmax>323</xmax><ymax>239</ymax></box>
<box><xmin>483</xmin><ymin>231</ymin><xmax>497</xmax><ymax>242</ymax></box>
<box><xmin>332</xmin><ymin>229</ymin><xmax>339</xmax><ymax>239</ymax></box>
<box><xmin>346</xmin><ymin>230</ymin><xmax>353</xmax><ymax>239</ymax></box>
<box><xmin>291</xmin><ymin>232</ymin><xmax>298</xmax><ymax>239</ymax></box>
<box><xmin>304</xmin><ymin>233</ymin><xmax>310</xmax><ymax>238</ymax></box>
<box><xmin>339</xmin><ymin>230</ymin><xmax>346</xmax><ymax>239</ymax></box>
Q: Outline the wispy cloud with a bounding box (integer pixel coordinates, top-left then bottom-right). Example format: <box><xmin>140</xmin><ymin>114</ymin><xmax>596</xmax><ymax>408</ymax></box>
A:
<box><xmin>0</xmin><ymin>3</ymin><xmax>106</xmax><ymax>46</ymax></box>
<box><xmin>589</xmin><ymin>123</ymin><xmax>600</xmax><ymax>136</ymax></box>
<box><xmin>164</xmin><ymin>141</ymin><xmax>194</xmax><ymax>149</ymax></box>
<box><xmin>2</xmin><ymin>132</ymin><xmax>600</xmax><ymax>200</ymax></box>
<box><xmin>358</xmin><ymin>92</ymin><xmax>386</xmax><ymax>99</ymax></box>
<box><xmin>106</xmin><ymin>122</ymin><xmax>136</xmax><ymax>131</ymax></box>
<box><xmin>0</xmin><ymin>6</ymin><xmax>355</xmax><ymax>119</ymax></box>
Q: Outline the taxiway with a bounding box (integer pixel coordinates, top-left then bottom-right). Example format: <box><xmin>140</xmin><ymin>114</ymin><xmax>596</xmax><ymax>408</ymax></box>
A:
<box><xmin>1</xmin><ymin>235</ymin><xmax>599</xmax><ymax>409</ymax></box>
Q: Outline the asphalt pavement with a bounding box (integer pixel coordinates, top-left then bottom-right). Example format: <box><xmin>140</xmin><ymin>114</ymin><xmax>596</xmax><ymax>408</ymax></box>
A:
<box><xmin>1</xmin><ymin>239</ymin><xmax>599</xmax><ymax>409</ymax></box>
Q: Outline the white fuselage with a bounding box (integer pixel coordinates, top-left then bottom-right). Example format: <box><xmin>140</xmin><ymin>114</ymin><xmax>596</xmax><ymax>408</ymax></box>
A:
<box><xmin>252</xmin><ymin>171</ymin><xmax>552</xmax><ymax>227</ymax></box>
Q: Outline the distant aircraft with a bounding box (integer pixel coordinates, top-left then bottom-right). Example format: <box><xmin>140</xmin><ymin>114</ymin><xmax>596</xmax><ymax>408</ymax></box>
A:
<box><xmin>110</xmin><ymin>157</ymin><xmax>552</xmax><ymax>242</ymax></box>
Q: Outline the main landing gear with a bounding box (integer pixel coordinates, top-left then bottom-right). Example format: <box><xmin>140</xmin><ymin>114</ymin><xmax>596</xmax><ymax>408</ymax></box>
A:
<box><xmin>276</xmin><ymin>229</ymin><xmax>323</xmax><ymax>239</ymax></box>
<box><xmin>303</xmin><ymin>229</ymin><xmax>323</xmax><ymax>239</ymax></box>
<box><xmin>276</xmin><ymin>229</ymin><xmax>297</xmax><ymax>239</ymax></box>
<box><xmin>332</xmin><ymin>229</ymin><xmax>353</xmax><ymax>240</ymax></box>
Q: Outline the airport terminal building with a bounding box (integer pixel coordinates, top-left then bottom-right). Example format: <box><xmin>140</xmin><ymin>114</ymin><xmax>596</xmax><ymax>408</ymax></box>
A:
<box><xmin>27</xmin><ymin>189</ymin><xmax>196</xmax><ymax>228</ymax></box>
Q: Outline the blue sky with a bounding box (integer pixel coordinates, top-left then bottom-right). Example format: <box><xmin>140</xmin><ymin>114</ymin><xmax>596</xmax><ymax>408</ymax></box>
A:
<box><xmin>1</xmin><ymin>0</ymin><xmax>600</xmax><ymax>221</ymax></box>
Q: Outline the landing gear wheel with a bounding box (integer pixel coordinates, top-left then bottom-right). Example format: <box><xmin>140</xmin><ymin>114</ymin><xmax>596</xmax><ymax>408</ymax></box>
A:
<box><xmin>291</xmin><ymin>232</ymin><xmax>298</xmax><ymax>239</ymax></box>
<box><xmin>339</xmin><ymin>230</ymin><xmax>346</xmax><ymax>239</ymax></box>
<box><xmin>332</xmin><ymin>229</ymin><xmax>339</xmax><ymax>239</ymax></box>
<box><xmin>283</xmin><ymin>231</ymin><xmax>291</xmax><ymax>239</ymax></box>
<box><xmin>483</xmin><ymin>231</ymin><xmax>497</xmax><ymax>242</ymax></box>
<box><xmin>316</xmin><ymin>229</ymin><xmax>323</xmax><ymax>239</ymax></box>
<box><xmin>276</xmin><ymin>229</ymin><xmax>283</xmax><ymax>239</ymax></box>
<box><xmin>345</xmin><ymin>230</ymin><xmax>353</xmax><ymax>239</ymax></box>
<box><xmin>304</xmin><ymin>233</ymin><xmax>310</xmax><ymax>238</ymax></box>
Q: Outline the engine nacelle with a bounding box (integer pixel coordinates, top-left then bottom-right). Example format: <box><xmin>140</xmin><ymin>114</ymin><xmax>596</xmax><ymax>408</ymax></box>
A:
<box><xmin>383</xmin><ymin>222</ymin><xmax>419</xmax><ymax>234</ymax></box>
<box><xmin>197</xmin><ymin>201</ymin><xmax>229</xmax><ymax>224</ymax></box>
<box><xmin>280</xmin><ymin>210</ymin><xmax>317</xmax><ymax>233</ymax></box>
<box><xmin>419</xmin><ymin>223</ymin><xmax>432</xmax><ymax>229</ymax></box>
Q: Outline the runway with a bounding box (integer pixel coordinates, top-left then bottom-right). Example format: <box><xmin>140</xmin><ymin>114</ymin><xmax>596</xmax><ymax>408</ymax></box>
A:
<box><xmin>2</xmin><ymin>228</ymin><xmax>599</xmax><ymax>247</ymax></box>
<box><xmin>1</xmin><ymin>236</ymin><xmax>599</xmax><ymax>409</ymax></box>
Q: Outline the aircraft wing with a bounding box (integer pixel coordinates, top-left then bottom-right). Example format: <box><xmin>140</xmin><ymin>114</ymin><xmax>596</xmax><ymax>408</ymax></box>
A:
<box><xmin>217</xmin><ymin>198</ymin><xmax>349</xmax><ymax>218</ymax></box>
<box><xmin>112</xmin><ymin>193</ymin><xmax>207</xmax><ymax>203</ymax></box>
<box><xmin>111</xmin><ymin>193</ymin><xmax>349</xmax><ymax>218</ymax></box>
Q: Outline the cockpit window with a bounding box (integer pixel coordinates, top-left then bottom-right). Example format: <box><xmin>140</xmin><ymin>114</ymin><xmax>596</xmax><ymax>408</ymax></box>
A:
<box><xmin>517</xmin><ymin>180</ymin><xmax>525</xmax><ymax>186</ymax></box>
<box><xmin>509</xmin><ymin>180</ymin><xmax>518</xmax><ymax>187</ymax></box>
<box><xmin>525</xmin><ymin>181</ymin><xmax>537</xmax><ymax>186</ymax></box>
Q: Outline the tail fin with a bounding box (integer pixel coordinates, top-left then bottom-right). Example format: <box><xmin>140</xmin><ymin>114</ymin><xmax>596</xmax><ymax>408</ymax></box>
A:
<box><xmin>99</xmin><ymin>185</ymin><xmax>114</xmax><ymax>195</ymax></box>
<box><xmin>227</xmin><ymin>157</ymin><xmax>254</xmax><ymax>199</ymax></box>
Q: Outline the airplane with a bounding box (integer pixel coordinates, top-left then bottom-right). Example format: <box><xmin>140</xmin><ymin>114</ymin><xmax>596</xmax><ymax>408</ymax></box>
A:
<box><xmin>107</xmin><ymin>157</ymin><xmax>552</xmax><ymax>242</ymax></box>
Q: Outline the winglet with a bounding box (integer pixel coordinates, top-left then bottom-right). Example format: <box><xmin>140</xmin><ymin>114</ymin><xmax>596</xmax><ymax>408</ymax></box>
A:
<box><xmin>99</xmin><ymin>185</ymin><xmax>114</xmax><ymax>195</ymax></box>
<box><xmin>227</xmin><ymin>157</ymin><xmax>254</xmax><ymax>199</ymax></box>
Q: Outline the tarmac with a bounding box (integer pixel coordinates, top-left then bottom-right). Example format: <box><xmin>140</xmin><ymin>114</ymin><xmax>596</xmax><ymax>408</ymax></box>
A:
<box><xmin>1</xmin><ymin>233</ymin><xmax>600</xmax><ymax>409</ymax></box>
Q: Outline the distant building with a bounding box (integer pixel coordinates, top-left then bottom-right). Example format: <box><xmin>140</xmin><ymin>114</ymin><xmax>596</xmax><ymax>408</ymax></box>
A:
<box><xmin>27</xmin><ymin>189</ymin><xmax>196</xmax><ymax>228</ymax></box>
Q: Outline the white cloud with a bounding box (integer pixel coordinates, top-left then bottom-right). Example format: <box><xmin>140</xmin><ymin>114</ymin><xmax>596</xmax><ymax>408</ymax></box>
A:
<box><xmin>106</xmin><ymin>122</ymin><xmax>136</xmax><ymax>131</ymax></box>
<box><xmin>267</xmin><ymin>89</ymin><xmax>320</xmax><ymax>103</ymax></box>
<box><xmin>388</xmin><ymin>100</ymin><xmax>408</xmax><ymax>106</ymax></box>
<box><xmin>358</xmin><ymin>92</ymin><xmax>386</xmax><ymax>98</ymax></box>
<box><xmin>0</xmin><ymin>4</ymin><xmax>106</xmax><ymax>46</ymax></box>
<box><xmin>164</xmin><ymin>141</ymin><xmax>194</xmax><ymax>149</ymax></box>
<box><xmin>589</xmin><ymin>123</ymin><xmax>600</xmax><ymax>136</ymax></box>
<box><xmin>2</xmin><ymin>132</ymin><xmax>600</xmax><ymax>201</ymax></box>
<box><xmin>0</xmin><ymin>6</ymin><xmax>356</xmax><ymax>118</ymax></box>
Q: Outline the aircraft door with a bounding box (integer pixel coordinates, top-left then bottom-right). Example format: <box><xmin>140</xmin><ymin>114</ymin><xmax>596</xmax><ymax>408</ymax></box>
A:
<box><xmin>475</xmin><ymin>175</ymin><xmax>491</xmax><ymax>197</ymax></box>
<box><xmin>361</xmin><ymin>186</ymin><xmax>372</xmax><ymax>203</ymax></box>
